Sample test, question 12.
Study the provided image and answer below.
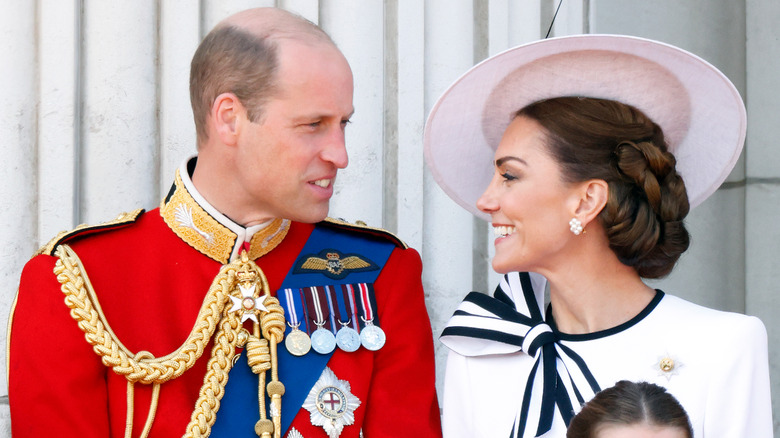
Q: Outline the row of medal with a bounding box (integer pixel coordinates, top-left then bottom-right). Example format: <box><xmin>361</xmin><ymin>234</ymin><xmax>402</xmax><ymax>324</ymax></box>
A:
<box><xmin>282</xmin><ymin>283</ymin><xmax>386</xmax><ymax>356</ymax></box>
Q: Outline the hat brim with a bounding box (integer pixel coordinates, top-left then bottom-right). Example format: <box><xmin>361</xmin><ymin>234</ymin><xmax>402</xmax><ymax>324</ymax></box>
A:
<box><xmin>423</xmin><ymin>34</ymin><xmax>746</xmax><ymax>221</ymax></box>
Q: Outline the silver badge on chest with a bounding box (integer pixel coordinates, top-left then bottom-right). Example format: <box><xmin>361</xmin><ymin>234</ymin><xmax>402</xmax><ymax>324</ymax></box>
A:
<box><xmin>303</xmin><ymin>367</ymin><xmax>361</xmax><ymax>438</ymax></box>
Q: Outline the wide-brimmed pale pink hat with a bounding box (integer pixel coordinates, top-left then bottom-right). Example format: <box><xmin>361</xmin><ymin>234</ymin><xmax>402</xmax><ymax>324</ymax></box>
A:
<box><xmin>423</xmin><ymin>34</ymin><xmax>746</xmax><ymax>221</ymax></box>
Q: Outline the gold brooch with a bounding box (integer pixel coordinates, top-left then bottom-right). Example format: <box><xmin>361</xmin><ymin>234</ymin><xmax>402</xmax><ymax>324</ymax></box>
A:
<box><xmin>654</xmin><ymin>354</ymin><xmax>684</xmax><ymax>381</ymax></box>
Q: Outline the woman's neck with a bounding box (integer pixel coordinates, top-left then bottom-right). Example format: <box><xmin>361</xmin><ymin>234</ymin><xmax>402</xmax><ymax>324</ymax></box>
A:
<box><xmin>540</xmin><ymin>249</ymin><xmax>656</xmax><ymax>335</ymax></box>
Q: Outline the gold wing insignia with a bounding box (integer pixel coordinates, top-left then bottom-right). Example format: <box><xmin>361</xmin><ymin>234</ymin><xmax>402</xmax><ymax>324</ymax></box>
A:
<box><xmin>300</xmin><ymin>256</ymin><xmax>329</xmax><ymax>271</ymax></box>
<box><xmin>340</xmin><ymin>256</ymin><xmax>371</xmax><ymax>269</ymax></box>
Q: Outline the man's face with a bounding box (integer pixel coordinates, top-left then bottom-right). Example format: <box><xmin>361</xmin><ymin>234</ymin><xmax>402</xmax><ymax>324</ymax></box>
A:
<box><xmin>233</xmin><ymin>40</ymin><xmax>354</xmax><ymax>225</ymax></box>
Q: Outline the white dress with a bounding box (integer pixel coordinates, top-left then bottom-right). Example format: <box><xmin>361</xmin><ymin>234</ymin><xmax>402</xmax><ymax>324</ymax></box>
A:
<box><xmin>440</xmin><ymin>272</ymin><xmax>772</xmax><ymax>438</ymax></box>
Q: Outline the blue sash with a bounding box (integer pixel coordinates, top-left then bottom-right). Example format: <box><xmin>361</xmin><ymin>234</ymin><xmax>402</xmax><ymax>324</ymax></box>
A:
<box><xmin>211</xmin><ymin>223</ymin><xmax>395</xmax><ymax>436</ymax></box>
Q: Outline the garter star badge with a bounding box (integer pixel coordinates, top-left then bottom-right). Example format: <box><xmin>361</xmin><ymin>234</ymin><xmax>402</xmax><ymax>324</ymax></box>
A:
<box><xmin>303</xmin><ymin>367</ymin><xmax>361</xmax><ymax>438</ymax></box>
<box><xmin>286</xmin><ymin>429</ymin><xmax>304</xmax><ymax>438</ymax></box>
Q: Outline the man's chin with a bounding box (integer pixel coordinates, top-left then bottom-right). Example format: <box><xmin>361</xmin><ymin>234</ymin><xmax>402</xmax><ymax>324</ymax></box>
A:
<box><xmin>288</xmin><ymin>205</ymin><xmax>330</xmax><ymax>224</ymax></box>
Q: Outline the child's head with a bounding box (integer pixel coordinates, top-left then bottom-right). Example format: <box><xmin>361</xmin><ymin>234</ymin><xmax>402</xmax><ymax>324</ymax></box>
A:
<box><xmin>567</xmin><ymin>381</ymin><xmax>692</xmax><ymax>438</ymax></box>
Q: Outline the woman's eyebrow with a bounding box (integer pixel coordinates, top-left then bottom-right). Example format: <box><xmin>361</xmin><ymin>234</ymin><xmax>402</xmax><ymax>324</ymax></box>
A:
<box><xmin>495</xmin><ymin>156</ymin><xmax>527</xmax><ymax>167</ymax></box>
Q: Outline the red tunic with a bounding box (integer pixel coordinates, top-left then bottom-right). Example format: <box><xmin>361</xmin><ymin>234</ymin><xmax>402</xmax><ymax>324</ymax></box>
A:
<box><xmin>9</xmin><ymin>174</ymin><xmax>441</xmax><ymax>438</ymax></box>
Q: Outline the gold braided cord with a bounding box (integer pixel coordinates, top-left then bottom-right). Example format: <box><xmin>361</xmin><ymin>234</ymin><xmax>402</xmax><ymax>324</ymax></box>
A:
<box><xmin>246</xmin><ymin>336</ymin><xmax>271</xmax><ymax>374</ymax></box>
<box><xmin>55</xmin><ymin>244</ymin><xmax>288</xmax><ymax>438</ymax></box>
<box><xmin>259</xmin><ymin>301</ymin><xmax>286</xmax><ymax>346</ymax></box>
<box><xmin>267</xmin><ymin>340</ymin><xmax>285</xmax><ymax>438</ymax></box>
<box><xmin>124</xmin><ymin>377</ymin><xmax>161</xmax><ymax>438</ymax></box>
<box><xmin>183</xmin><ymin>252</ymin><xmax>286</xmax><ymax>438</ymax></box>
<box><xmin>125</xmin><ymin>380</ymin><xmax>135</xmax><ymax>438</ymax></box>
<box><xmin>258</xmin><ymin>300</ymin><xmax>286</xmax><ymax>438</ymax></box>
<box><xmin>135</xmin><ymin>351</ymin><xmax>162</xmax><ymax>438</ymax></box>
<box><xmin>124</xmin><ymin>351</ymin><xmax>163</xmax><ymax>438</ymax></box>
<box><xmin>54</xmin><ymin>244</ymin><xmax>237</xmax><ymax>385</ymax></box>
<box><xmin>183</xmin><ymin>309</ymin><xmax>241</xmax><ymax>437</ymax></box>
<box><xmin>142</xmin><ymin>383</ymin><xmax>161</xmax><ymax>438</ymax></box>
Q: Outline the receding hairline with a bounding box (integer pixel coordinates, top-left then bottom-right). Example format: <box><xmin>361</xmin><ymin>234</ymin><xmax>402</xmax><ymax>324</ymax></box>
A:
<box><xmin>214</xmin><ymin>7</ymin><xmax>335</xmax><ymax>47</ymax></box>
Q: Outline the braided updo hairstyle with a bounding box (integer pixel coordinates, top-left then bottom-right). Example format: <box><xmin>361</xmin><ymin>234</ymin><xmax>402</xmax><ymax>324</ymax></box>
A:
<box><xmin>517</xmin><ymin>97</ymin><xmax>690</xmax><ymax>278</ymax></box>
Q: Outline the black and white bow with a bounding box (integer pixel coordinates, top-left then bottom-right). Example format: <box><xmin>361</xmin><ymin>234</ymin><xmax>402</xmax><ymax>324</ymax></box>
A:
<box><xmin>440</xmin><ymin>272</ymin><xmax>600</xmax><ymax>438</ymax></box>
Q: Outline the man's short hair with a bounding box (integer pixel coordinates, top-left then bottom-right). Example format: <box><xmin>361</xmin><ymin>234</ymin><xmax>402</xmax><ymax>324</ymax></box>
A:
<box><xmin>189</xmin><ymin>11</ymin><xmax>335</xmax><ymax>144</ymax></box>
<box><xmin>189</xmin><ymin>25</ymin><xmax>278</xmax><ymax>143</ymax></box>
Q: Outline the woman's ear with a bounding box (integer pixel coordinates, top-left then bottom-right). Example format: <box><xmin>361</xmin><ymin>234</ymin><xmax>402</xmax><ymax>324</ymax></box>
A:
<box><xmin>211</xmin><ymin>92</ymin><xmax>242</xmax><ymax>146</ymax></box>
<box><xmin>574</xmin><ymin>179</ymin><xmax>609</xmax><ymax>227</ymax></box>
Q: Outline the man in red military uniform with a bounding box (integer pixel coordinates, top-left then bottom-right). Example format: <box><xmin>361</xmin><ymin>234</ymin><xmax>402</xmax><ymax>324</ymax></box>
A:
<box><xmin>8</xmin><ymin>7</ymin><xmax>441</xmax><ymax>438</ymax></box>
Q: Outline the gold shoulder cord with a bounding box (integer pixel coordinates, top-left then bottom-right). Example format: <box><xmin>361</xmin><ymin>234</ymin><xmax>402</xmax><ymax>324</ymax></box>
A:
<box><xmin>54</xmin><ymin>244</ymin><xmax>286</xmax><ymax>438</ymax></box>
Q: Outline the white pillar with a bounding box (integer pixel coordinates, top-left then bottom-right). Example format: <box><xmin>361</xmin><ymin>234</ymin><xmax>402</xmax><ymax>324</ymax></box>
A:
<box><xmin>160</xmin><ymin>0</ymin><xmax>199</xmax><ymax>187</ymax></box>
<box><xmin>322</xmin><ymin>0</ymin><xmax>386</xmax><ymax>226</ymax></box>
<box><xmin>423</xmin><ymin>0</ymin><xmax>478</xmax><ymax>399</ymax></box>
<box><xmin>38</xmin><ymin>0</ymin><xmax>80</xmax><ymax>237</ymax></box>
<box><xmin>81</xmin><ymin>0</ymin><xmax>159</xmax><ymax>222</ymax></box>
<box><xmin>394</xmin><ymin>0</ymin><xmax>426</xmax><ymax>250</ymax></box>
<box><xmin>0</xmin><ymin>0</ymin><xmax>36</xmax><ymax>401</ymax></box>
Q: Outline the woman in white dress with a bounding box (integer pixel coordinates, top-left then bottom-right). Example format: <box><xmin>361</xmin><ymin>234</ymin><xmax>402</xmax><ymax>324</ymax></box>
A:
<box><xmin>424</xmin><ymin>35</ymin><xmax>772</xmax><ymax>437</ymax></box>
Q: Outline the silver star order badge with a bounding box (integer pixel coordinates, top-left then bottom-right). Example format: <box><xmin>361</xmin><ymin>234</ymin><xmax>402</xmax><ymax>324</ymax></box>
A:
<box><xmin>229</xmin><ymin>283</ymin><xmax>270</xmax><ymax>323</ymax></box>
<box><xmin>286</xmin><ymin>429</ymin><xmax>304</xmax><ymax>438</ymax></box>
<box><xmin>653</xmin><ymin>353</ymin><xmax>684</xmax><ymax>381</ymax></box>
<box><xmin>303</xmin><ymin>367</ymin><xmax>361</xmax><ymax>438</ymax></box>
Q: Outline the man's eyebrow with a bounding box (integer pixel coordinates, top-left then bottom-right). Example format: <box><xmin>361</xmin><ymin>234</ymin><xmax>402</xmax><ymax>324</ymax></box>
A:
<box><xmin>293</xmin><ymin>109</ymin><xmax>355</xmax><ymax>122</ymax></box>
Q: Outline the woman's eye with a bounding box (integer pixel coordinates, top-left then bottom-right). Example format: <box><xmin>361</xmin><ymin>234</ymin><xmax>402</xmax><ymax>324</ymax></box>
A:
<box><xmin>500</xmin><ymin>171</ymin><xmax>517</xmax><ymax>182</ymax></box>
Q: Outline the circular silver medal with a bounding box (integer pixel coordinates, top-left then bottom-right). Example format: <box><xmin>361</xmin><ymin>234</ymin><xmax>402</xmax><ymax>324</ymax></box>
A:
<box><xmin>360</xmin><ymin>323</ymin><xmax>386</xmax><ymax>351</ymax></box>
<box><xmin>335</xmin><ymin>326</ymin><xmax>361</xmax><ymax>352</ymax></box>
<box><xmin>310</xmin><ymin>327</ymin><xmax>337</xmax><ymax>354</ymax></box>
<box><xmin>285</xmin><ymin>328</ymin><xmax>312</xmax><ymax>356</ymax></box>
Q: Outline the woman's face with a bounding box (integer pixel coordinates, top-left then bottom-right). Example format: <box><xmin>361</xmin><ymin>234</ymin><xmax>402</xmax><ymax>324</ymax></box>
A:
<box><xmin>596</xmin><ymin>423</ymin><xmax>689</xmax><ymax>438</ymax></box>
<box><xmin>477</xmin><ymin>116</ymin><xmax>583</xmax><ymax>274</ymax></box>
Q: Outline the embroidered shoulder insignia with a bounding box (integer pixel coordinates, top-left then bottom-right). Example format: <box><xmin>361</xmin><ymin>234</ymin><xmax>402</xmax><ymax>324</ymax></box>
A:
<box><xmin>293</xmin><ymin>249</ymin><xmax>378</xmax><ymax>280</ymax></box>
<box><xmin>322</xmin><ymin>217</ymin><xmax>408</xmax><ymax>249</ymax></box>
<box><xmin>173</xmin><ymin>203</ymin><xmax>214</xmax><ymax>245</ymax></box>
<box><xmin>35</xmin><ymin>209</ymin><xmax>145</xmax><ymax>256</ymax></box>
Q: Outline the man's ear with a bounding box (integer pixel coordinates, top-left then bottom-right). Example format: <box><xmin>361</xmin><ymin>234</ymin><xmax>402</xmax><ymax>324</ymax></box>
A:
<box><xmin>211</xmin><ymin>92</ymin><xmax>242</xmax><ymax>146</ymax></box>
<box><xmin>574</xmin><ymin>179</ymin><xmax>609</xmax><ymax>227</ymax></box>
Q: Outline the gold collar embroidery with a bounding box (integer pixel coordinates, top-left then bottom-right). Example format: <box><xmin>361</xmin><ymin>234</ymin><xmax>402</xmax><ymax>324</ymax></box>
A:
<box><xmin>160</xmin><ymin>168</ymin><xmax>290</xmax><ymax>263</ymax></box>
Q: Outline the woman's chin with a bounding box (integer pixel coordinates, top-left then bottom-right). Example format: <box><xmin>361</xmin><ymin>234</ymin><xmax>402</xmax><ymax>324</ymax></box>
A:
<box><xmin>491</xmin><ymin>259</ymin><xmax>517</xmax><ymax>275</ymax></box>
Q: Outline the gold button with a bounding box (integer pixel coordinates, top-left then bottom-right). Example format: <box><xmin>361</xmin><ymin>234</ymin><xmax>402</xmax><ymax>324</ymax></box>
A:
<box><xmin>660</xmin><ymin>357</ymin><xmax>675</xmax><ymax>372</ymax></box>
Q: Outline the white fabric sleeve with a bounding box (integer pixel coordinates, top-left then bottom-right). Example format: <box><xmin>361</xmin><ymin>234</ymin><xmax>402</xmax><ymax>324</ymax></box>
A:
<box><xmin>703</xmin><ymin>315</ymin><xmax>773</xmax><ymax>437</ymax></box>
<box><xmin>441</xmin><ymin>350</ymin><xmax>476</xmax><ymax>438</ymax></box>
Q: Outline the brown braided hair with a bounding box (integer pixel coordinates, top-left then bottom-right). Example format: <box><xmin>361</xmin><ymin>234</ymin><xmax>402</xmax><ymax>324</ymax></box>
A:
<box><xmin>517</xmin><ymin>97</ymin><xmax>690</xmax><ymax>278</ymax></box>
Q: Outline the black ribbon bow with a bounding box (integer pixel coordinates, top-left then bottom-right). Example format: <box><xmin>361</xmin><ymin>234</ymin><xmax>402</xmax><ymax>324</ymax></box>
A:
<box><xmin>440</xmin><ymin>272</ymin><xmax>600</xmax><ymax>438</ymax></box>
